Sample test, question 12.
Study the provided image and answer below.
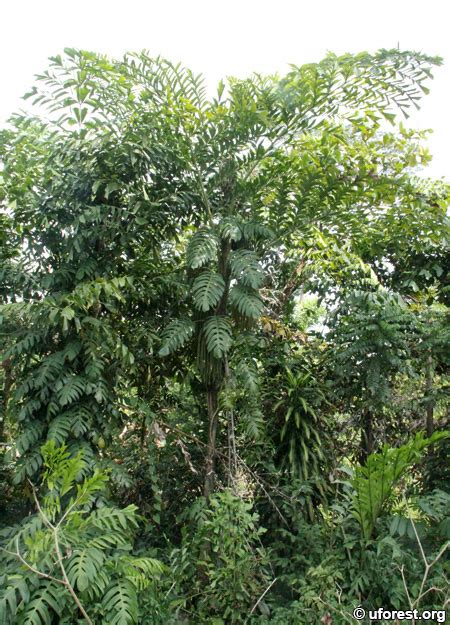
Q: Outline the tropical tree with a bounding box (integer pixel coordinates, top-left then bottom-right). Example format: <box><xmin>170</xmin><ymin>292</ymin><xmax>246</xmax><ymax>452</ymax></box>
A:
<box><xmin>0</xmin><ymin>47</ymin><xmax>446</xmax><ymax>497</ymax></box>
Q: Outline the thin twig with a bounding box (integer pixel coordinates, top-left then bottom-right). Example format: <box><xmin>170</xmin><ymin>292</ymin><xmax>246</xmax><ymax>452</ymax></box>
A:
<box><xmin>400</xmin><ymin>501</ymin><xmax>449</xmax><ymax>619</ymax></box>
<box><xmin>28</xmin><ymin>479</ymin><xmax>55</xmax><ymax>530</ymax></box>
<box><xmin>248</xmin><ymin>578</ymin><xmax>277</xmax><ymax>616</ymax></box>
<box><xmin>0</xmin><ymin>542</ymin><xmax>65</xmax><ymax>586</ymax></box>
<box><xmin>316</xmin><ymin>596</ymin><xmax>355</xmax><ymax>623</ymax></box>
<box><xmin>409</xmin><ymin>515</ymin><xmax>427</xmax><ymax>567</ymax></box>
<box><xmin>400</xmin><ymin>565</ymin><xmax>412</xmax><ymax>609</ymax></box>
<box><xmin>53</xmin><ymin>528</ymin><xmax>93</xmax><ymax>625</ymax></box>
<box><xmin>26</xmin><ymin>479</ymin><xmax>93</xmax><ymax>624</ymax></box>
<box><xmin>235</xmin><ymin>454</ymin><xmax>289</xmax><ymax>526</ymax></box>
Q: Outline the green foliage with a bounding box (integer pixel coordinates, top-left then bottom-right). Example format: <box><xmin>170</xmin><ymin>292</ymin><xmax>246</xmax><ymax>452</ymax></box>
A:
<box><xmin>0</xmin><ymin>278</ymin><xmax>133</xmax><ymax>482</ymax></box>
<box><xmin>269</xmin><ymin>362</ymin><xmax>332</xmax><ymax>513</ymax></box>
<box><xmin>263</xmin><ymin>442</ymin><xmax>449</xmax><ymax>624</ymax></box>
<box><xmin>1</xmin><ymin>46</ymin><xmax>449</xmax><ymax>624</ymax></box>
<box><xmin>170</xmin><ymin>490</ymin><xmax>270</xmax><ymax>623</ymax></box>
<box><xmin>293</xmin><ymin>294</ymin><xmax>325</xmax><ymax>332</ymax></box>
<box><xmin>0</xmin><ymin>441</ymin><xmax>164</xmax><ymax>625</ymax></box>
<box><xmin>201</xmin><ymin>316</ymin><xmax>233</xmax><ymax>359</ymax></box>
<box><xmin>229</xmin><ymin>250</ymin><xmax>264</xmax><ymax>290</ymax></box>
<box><xmin>329</xmin><ymin>289</ymin><xmax>415</xmax><ymax>407</ymax></box>
<box><xmin>186</xmin><ymin>229</ymin><xmax>219</xmax><ymax>270</ymax></box>
<box><xmin>351</xmin><ymin>431</ymin><xmax>448</xmax><ymax>540</ymax></box>
<box><xmin>229</xmin><ymin>285</ymin><xmax>263</xmax><ymax>319</ymax></box>
<box><xmin>192</xmin><ymin>270</ymin><xmax>226</xmax><ymax>312</ymax></box>
<box><xmin>158</xmin><ymin>318</ymin><xmax>195</xmax><ymax>357</ymax></box>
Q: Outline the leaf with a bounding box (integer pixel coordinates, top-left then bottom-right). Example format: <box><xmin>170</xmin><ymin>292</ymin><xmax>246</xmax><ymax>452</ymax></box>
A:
<box><xmin>202</xmin><ymin>316</ymin><xmax>232</xmax><ymax>359</ymax></box>
<box><xmin>235</xmin><ymin>360</ymin><xmax>260</xmax><ymax>394</ymax></box>
<box><xmin>105</xmin><ymin>182</ymin><xmax>121</xmax><ymax>198</ymax></box>
<box><xmin>192</xmin><ymin>271</ymin><xmax>225</xmax><ymax>312</ymax></box>
<box><xmin>229</xmin><ymin>285</ymin><xmax>263</xmax><ymax>318</ymax></box>
<box><xmin>241</xmin><ymin>222</ymin><xmax>274</xmax><ymax>241</ymax></box>
<box><xmin>74</xmin><ymin>470</ymin><xmax>108</xmax><ymax>506</ymax></box>
<box><xmin>158</xmin><ymin>318</ymin><xmax>195</xmax><ymax>357</ymax></box>
<box><xmin>352</xmin><ymin>431</ymin><xmax>448</xmax><ymax>540</ymax></box>
<box><xmin>47</xmin><ymin>415</ymin><xmax>73</xmax><ymax>445</ymax></box>
<box><xmin>118</xmin><ymin>556</ymin><xmax>165</xmax><ymax>590</ymax></box>
<box><xmin>90</xmin><ymin>505</ymin><xmax>139</xmax><ymax>532</ymax></box>
<box><xmin>229</xmin><ymin>250</ymin><xmax>264</xmax><ymax>289</ymax></box>
<box><xmin>21</xmin><ymin>582</ymin><xmax>63</xmax><ymax>625</ymax></box>
<box><xmin>61</xmin><ymin>307</ymin><xmax>75</xmax><ymax>321</ymax></box>
<box><xmin>16</xmin><ymin>422</ymin><xmax>45</xmax><ymax>455</ymax></box>
<box><xmin>186</xmin><ymin>228</ymin><xmax>219</xmax><ymax>269</ymax></box>
<box><xmin>0</xmin><ymin>577</ymin><xmax>30</xmax><ymax>621</ymax></box>
<box><xmin>218</xmin><ymin>217</ymin><xmax>242</xmax><ymax>242</ymax></box>
<box><xmin>66</xmin><ymin>547</ymin><xmax>105</xmax><ymax>592</ymax></box>
<box><xmin>102</xmin><ymin>579</ymin><xmax>138</xmax><ymax>625</ymax></box>
<box><xmin>57</xmin><ymin>376</ymin><xmax>86</xmax><ymax>407</ymax></box>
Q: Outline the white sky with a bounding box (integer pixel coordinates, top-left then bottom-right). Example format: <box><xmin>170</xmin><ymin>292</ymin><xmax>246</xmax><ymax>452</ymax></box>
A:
<box><xmin>1</xmin><ymin>0</ymin><xmax>449</xmax><ymax>179</ymax></box>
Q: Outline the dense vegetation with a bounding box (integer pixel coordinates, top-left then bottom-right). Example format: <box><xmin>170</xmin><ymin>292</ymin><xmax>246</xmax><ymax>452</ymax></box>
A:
<box><xmin>0</xmin><ymin>48</ymin><xmax>448</xmax><ymax>624</ymax></box>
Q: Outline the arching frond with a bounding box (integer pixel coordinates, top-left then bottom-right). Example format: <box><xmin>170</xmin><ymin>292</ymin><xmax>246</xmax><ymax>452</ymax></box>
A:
<box><xmin>218</xmin><ymin>216</ymin><xmax>243</xmax><ymax>242</ymax></box>
<box><xmin>229</xmin><ymin>285</ymin><xmax>263</xmax><ymax>319</ymax></box>
<box><xmin>202</xmin><ymin>316</ymin><xmax>233</xmax><ymax>359</ymax></box>
<box><xmin>158</xmin><ymin>318</ymin><xmax>195</xmax><ymax>356</ymax></box>
<box><xmin>102</xmin><ymin>579</ymin><xmax>138</xmax><ymax>625</ymax></box>
<box><xmin>186</xmin><ymin>229</ymin><xmax>219</xmax><ymax>269</ymax></box>
<box><xmin>192</xmin><ymin>271</ymin><xmax>225</xmax><ymax>312</ymax></box>
<box><xmin>66</xmin><ymin>547</ymin><xmax>105</xmax><ymax>593</ymax></box>
<box><xmin>229</xmin><ymin>250</ymin><xmax>264</xmax><ymax>289</ymax></box>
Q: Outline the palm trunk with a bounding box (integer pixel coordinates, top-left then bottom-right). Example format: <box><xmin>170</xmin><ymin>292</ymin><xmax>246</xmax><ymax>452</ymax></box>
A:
<box><xmin>204</xmin><ymin>386</ymin><xmax>219</xmax><ymax>498</ymax></box>
<box><xmin>202</xmin><ymin>237</ymin><xmax>232</xmax><ymax>498</ymax></box>
<box><xmin>1</xmin><ymin>358</ymin><xmax>12</xmax><ymax>443</ymax></box>
<box><xmin>425</xmin><ymin>351</ymin><xmax>434</xmax><ymax>438</ymax></box>
<box><xmin>360</xmin><ymin>410</ymin><xmax>374</xmax><ymax>464</ymax></box>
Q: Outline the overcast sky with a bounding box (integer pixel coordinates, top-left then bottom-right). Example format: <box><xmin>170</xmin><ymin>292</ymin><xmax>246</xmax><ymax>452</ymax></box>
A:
<box><xmin>1</xmin><ymin>0</ymin><xmax>449</xmax><ymax>179</ymax></box>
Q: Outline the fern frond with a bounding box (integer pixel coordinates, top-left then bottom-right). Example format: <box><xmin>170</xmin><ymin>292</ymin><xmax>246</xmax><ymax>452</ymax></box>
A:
<box><xmin>21</xmin><ymin>582</ymin><xmax>64</xmax><ymax>625</ymax></box>
<box><xmin>66</xmin><ymin>547</ymin><xmax>105</xmax><ymax>593</ymax></box>
<box><xmin>186</xmin><ymin>228</ymin><xmax>219</xmax><ymax>269</ymax></box>
<box><xmin>202</xmin><ymin>316</ymin><xmax>233</xmax><ymax>359</ymax></box>
<box><xmin>229</xmin><ymin>250</ymin><xmax>264</xmax><ymax>289</ymax></box>
<box><xmin>158</xmin><ymin>318</ymin><xmax>195</xmax><ymax>357</ymax></box>
<box><xmin>192</xmin><ymin>271</ymin><xmax>225</xmax><ymax>312</ymax></box>
<box><xmin>102</xmin><ymin>579</ymin><xmax>138</xmax><ymax>625</ymax></box>
<box><xmin>229</xmin><ymin>285</ymin><xmax>263</xmax><ymax>318</ymax></box>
